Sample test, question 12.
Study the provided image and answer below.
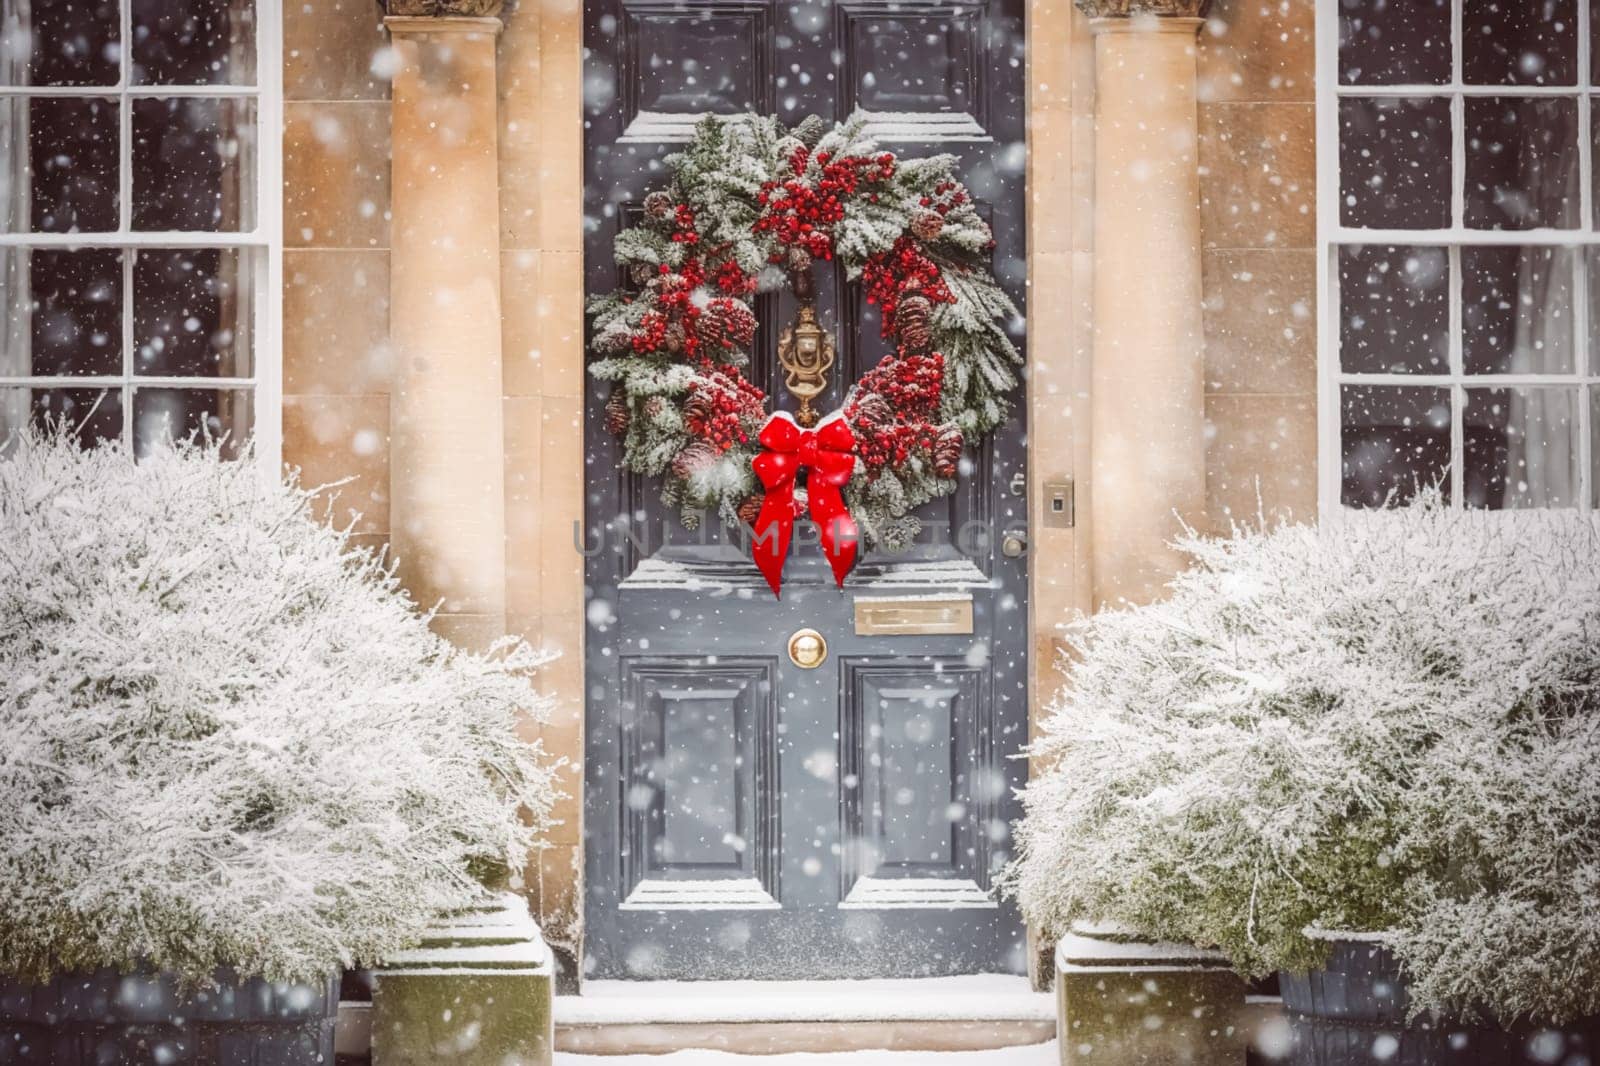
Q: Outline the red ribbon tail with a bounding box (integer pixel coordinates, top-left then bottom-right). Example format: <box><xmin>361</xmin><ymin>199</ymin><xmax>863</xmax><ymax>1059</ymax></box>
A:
<box><xmin>813</xmin><ymin>491</ymin><xmax>860</xmax><ymax>589</ymax></box>
<box><xmin>752</xmin><ymin>491</ymin><xmax>794</xmax><ymax>598</ymax></box>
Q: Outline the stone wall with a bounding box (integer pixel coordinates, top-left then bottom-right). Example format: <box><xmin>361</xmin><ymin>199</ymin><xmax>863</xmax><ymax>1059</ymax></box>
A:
<box><xmin>1196</xmin><ymin>0</ymin><xmax>1318</xmax><ymax>529</ymax></box>
<box><xmin>282</xmin><ymin>1</ymin><xmax>393</xmax><ymax>558</ymax></box>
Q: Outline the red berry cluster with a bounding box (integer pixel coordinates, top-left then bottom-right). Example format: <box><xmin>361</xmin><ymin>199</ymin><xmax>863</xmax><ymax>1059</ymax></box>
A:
<box><xmin>861</xmin><ymin>238</ymin><xmax>955</xmax><ymax>340</ymax></box>
<box><xmin>631</xmin><ymin>310</ymin><xmax>671</xmax><ymax>354</ymax></box>
<box><xmin>844</xmin><ymin>353</ymin><xmax>946</xmax><ymax>474</ymax></box>
<box><xmin>919</xmin><ymin>181</ymin><xmax>969</xmax><ymax>217</ymax></box>
<box><xmin>670</xmin><ymin>203</ymin><xmax>700</xmax><ymax>247</ymax></box>
<box><xmin>686</xmin><ymin>368</ymin><xmax>768</xmax><ymax>453</ymax></box>
<box><xmin>753</xmin><ymin>147</ymin><xmax>896</xmax><ymax>261</ymax></box>
<box><xmin>714</xmin><ymin>258</ymin><xmax>757</xmax><ymax>296</ymax></box>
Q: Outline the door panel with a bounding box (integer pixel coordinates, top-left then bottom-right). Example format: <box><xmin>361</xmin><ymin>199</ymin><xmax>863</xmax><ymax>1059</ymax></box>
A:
<box><xmin>619</xmin><ymin>659</ymin><xmax>780</xmax><ymax>908</ymax></box>
<box><xmin>583</xmin><ymin>0</ymin><xmax>1027</xmax><ymax>980</ymax></box>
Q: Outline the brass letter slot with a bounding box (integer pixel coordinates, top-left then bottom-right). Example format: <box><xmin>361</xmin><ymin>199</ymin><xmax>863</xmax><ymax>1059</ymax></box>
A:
<box><xmin>853</xmin><ymin>596</ymin><xmax>974</xmax><ymax>636</ymax></box>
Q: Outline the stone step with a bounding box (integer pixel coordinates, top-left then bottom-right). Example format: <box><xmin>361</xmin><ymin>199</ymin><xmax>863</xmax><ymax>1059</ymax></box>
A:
<box><xmin>554</xmin><ymin>976</ymin><xmax>1056</xmax><ymax>1056</ymax></box>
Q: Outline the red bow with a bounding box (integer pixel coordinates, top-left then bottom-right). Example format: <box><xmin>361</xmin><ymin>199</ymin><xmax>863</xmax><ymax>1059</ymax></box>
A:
<box><xmin>751</xmin><ymin>413</ymin><xmax>860</xmax><ymax>597</ymax></box>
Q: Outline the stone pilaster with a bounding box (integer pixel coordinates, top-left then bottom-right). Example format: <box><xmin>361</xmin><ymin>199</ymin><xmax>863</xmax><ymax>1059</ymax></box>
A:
<box><xmin>386</xmin><ymin>11</ymin><xmax>508</xmax><ymax>644</ymax></box>
<box><xmin>1083</xmin><ymin>7</ymin><xmax>1208</xmax><ymax>609</ymax></box>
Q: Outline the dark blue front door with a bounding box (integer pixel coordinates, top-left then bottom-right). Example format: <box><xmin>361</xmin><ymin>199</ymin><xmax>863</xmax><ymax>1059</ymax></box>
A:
<box><xmin>581</xmin><ymin>0</ymin><xmax>1029</xmax><ymax>980</ymax></box>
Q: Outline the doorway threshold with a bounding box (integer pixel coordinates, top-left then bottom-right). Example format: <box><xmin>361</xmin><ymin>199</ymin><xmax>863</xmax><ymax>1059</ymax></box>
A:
<box><xmin>554</xmin><ymin>976</ymin><xmax>1055</xmax><ymax>1056</ymax></box>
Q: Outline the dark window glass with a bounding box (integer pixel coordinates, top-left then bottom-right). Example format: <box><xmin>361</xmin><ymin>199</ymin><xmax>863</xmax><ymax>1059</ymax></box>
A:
<box><xmin>22</xmin><ymin>97</ymin><xmax>120</xmax><ymax>233</ymax></box>
<box><xmin>131</xmin><ymin>0</ymin><xmax>257</xmax><ymax>86</ymax></box>
<box><xmin>1339</xmin><ymin>97</ymin><xmax>1453</xmax><ymax>229</ymax></box>
<box><xmin>1461</xmin><ymin>246</ymin><xmax>1574</xmax><ymax>374</ymax></box>
<box><xmin>133</xmin><ymin>248</ymin><xmax>253</xmax><ymax>378</ymax></box>
<box><xmin>1339</xmin><ymin>245</ymin><xmax>1450</xmax><ymax>374</ymax></box>
<box><xmin>1338</xmin><ymin>0</ymin><xmax>1451</xmax><ymax>86</ymax></box>
<box><xmin>0</xmin><ymin>386</ymin><xmax>123</xmax><ymax>446</ymax></box>
<box><xmin>1341</xmin><ymin>384</ymin><xmax>1452</xmax><ymax>506</ymax></box>
<box><xmin>0</xmin><ymin>1</ymin><xmax>121</xmax><ymax>87</ymax></box>
<box><xmin>0</xmin><ymin>248</ymin><xmax>124</xmax><ymax>378</ymax></box>
<box><xmin>133</xmin><ymin>386</ymin><xmax>252</xmax><ymax>457</ymax></box>
<box><xmin>1463</xmin><ymin>386</ymin><xmax>1579</xmax><ymax>508</ymax></box>
<box><xmin>131</xmin><ymin>97</ymin><xmax>256</xmax><ymax>231</ymax></box>
<box><xmin>1462</xmin><ymin>0</ymin><xmax>1577</xmax><ymax>86</ymax></box>
<box><xmin>1464</xmin><ymin>97</ymin><xmax>1580</xmax><ymax>229</ymax></box>
<box><xmin>1591</xmin><ymin>388</ymin><xmax>1600</xmax><ymax>508</ymax></box>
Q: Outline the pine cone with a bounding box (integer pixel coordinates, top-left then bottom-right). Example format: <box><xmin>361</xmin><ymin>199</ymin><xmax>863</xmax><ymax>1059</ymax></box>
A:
<box><xmin>643</xmin><ymin>395</ymin><xmax>667</xmax><ymax>420</ymax></box>
<box><xmin>785</xmin><ymin>244</ymin><xmax>813</xmax><ymax>276</ymax></box>
<box><xmin>664</xmin><ymin>323</ymin><xmax>686</xmax><ymax>354</ymax></box>
<box><xmin>684</xmin><ymin>389</ymin><xmax>713</xmax><ymax>428</ymax></box>
<box><xmin>604</xmin><ymin>389</ymin><xmax>630</xmax><ymax>437</ymax></box>
<box><xmin>910</xmin><ymin>210</ymin><xmax>945</xmax><ymax>242</ymax></box>
<box><xmin>644</xmin><ymin>191</ymin><xmax>674</xmax><ymax>219</ymax></box>
<box><xmin>793</xmin><ymin>114</ymin><xmax>829</xmax><ymax>149</ymax></box>
<box><xmin>737</xmin><ymin>494</ymin><xmax>764</xmax><ymax>527</ymax></box>
<box><xmin>671</xmin><ymin>441</ymin><xmax>720</xmax><ymax>480</ymax></box>
<box><xmin>896</xmin><ymin>292</ymin><xmax>934</xmax><ymax>352</ymax></box>
<box><xmin>933</xmin><ymin>424</ymin><xmax>964</xmax><ymax>479</ymax></box>
<box><xmin>594</xmin><ymin>322</ymin><xmax>634</xmax><ymax>356</ymax></box>
<box><xmin>629</xmin><ymin>262</ymin><xmax>657</xmax><ymax>287</ymax></box>
<box><xmin>703</xmin><ymin>299</ymin><xmax>757</xmax><ymax>351</ymax></box>
<box><xmin>849</xmin><ymin>391</ymin><xmax>892</xmax><ymax>426</ymax></box>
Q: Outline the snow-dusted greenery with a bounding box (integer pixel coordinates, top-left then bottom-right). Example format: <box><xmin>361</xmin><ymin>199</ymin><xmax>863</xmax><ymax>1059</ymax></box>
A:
<box><xmin>1007</xmin><ymin>498</ymin><xmax>1600</xmax><ymax>1024</ymax></box>
<box><xmin>0</xmin><ymin>429</ymin><xmax>560</xmax><ymax>984</ymax></box>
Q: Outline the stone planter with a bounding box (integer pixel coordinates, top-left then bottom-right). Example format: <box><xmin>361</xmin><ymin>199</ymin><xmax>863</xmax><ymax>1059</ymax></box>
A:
<box><xmin>1280</xmin><ymin>938</ymin><xmax>1599</xmax><ymax>1065</ymax></box>
<box><xmin>1055</xmin><ymin>925</ymin><xmax>1247</xmax><ymax>1066</ymax></box>
<box><xmin>371</xmin><ymin>892</ymin><xmax>553</xmax><ymax>1066</ymax></box>
<box><xmin>0</xmin><ymin>968</ymin><xmax>337</xmax><ymax>1065</ymax></box>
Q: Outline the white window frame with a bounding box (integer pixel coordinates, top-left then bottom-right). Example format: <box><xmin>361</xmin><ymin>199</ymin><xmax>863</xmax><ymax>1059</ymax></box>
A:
<box><xmin>0</xmin><ymin>0</ymin><xmax>283</xmax><ymax>478</ymax></box>
<box><xmin>1315</xmin><ymin>0</ymin><xmax>1598</xmax><ymax>512</ymax></box>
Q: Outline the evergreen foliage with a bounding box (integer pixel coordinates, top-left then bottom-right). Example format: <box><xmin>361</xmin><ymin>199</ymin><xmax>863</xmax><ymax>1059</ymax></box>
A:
<box><xmin>1006</xmin><ymin>498</ymin><xmax>1600</xmax><ymax>1024</ymax></box>
<box><xmin>0</xmin><ymin>429</ymin><xmax>561</xmax><ymax>984</ymax></box>
<box><xmin>589</xmin><ymin>113</ymin><xmax>1021</xmax><ymax>546</ymax></box>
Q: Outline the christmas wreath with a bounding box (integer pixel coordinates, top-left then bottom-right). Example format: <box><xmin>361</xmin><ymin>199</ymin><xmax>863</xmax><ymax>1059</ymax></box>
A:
<box><xmin>589</xmin><ymin>113</ymin><xmax>1021</xmax><ymax>595</ymax></box>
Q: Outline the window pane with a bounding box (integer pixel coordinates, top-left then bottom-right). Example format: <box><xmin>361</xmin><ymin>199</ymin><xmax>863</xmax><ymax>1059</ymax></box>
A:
<box><xmin>134</xmin><ymin>248</ymin><xmax>253</xmax><ymax>377</ymax></box>
<box><xmin>1463</xmin><ymin>387</ymin><xmax>1580</xmax><ymax>508</ymax></box>
<box><xmin>1464</xmin><ymin>97</ymin><xmax>1580</xmax><ymax>230</ymax></box>
<box><xmin>0</xmin><ymin>386</ymin><xmax>122</xmax><ymax>447</ymax></box>
<box><xmin>133</xmin><ymin>387</ymin><xmax>251</xmax><ymax>457</ymax></box>
<box><xmin>6</xmin><ymin>96</ymin><xmax>120</xmax><ymax>233</ymax></box>
<box><xmin>131</xmin><ymin>0</ymin><xmax>257</xmax><ymax>87</ymax></box>
<box><xmin>132</xmin><ymin>97</ymin><xmax>257</xmax><ymax>231</ymax></box>
<box><xmin>0</xmin><ymin>1</ymin><xmax>121</xmax><ymax>87</ymax></box>
<box><xmin>0</xmin><ymin>247</ymin><xmax>123</xmax><ymax>377</ymax></box>
<box><xmin>1341</xmin><ymin>384</ymin><xmax>1452</xmax><ymax>507</ymax></box>
<box><xmin>1461</xmin><ymin>246</ymin><xmax>1574</xmax><ymax>374</ymax></box>
<box><xmin>1339</xmin><ymin>97</ymin><xmax>1452</xmax><ymax>229</ymax></box>
<box><xmin>1462</xmin><ymin>0</ymin><xmax>1577</xmax><ymax>86</ymax></box>
<box><xmin>1592</xmin><ymin>387</ymin><xmax>1600</xmax><ymax>509</ymax></box>
<box><xmin>1588</xmin><ymin>250</ymin><xmax>1600</xmax><ymax>374</ymax></box>
<box><xmin>1338</xmin><ymin>0</ymin><xmax>1451</xmax><ymax>86</ymax></box>
<box><xmin>1339</xmin><ymin>245</ymin><xmax>1449</xmax><ymax>374</ymax></box>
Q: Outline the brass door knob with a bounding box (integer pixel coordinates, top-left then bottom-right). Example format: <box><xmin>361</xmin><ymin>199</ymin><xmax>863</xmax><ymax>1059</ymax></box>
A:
<box><xmin>787</xmin><ymin>628</ymin><xmax>827</xmax><ymax>669</ymax></box>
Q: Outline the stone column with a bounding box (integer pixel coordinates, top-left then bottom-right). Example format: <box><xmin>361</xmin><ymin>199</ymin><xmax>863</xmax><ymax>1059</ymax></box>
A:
<box><xmin>384</xmin><ymin>0</ymin><xmax>507</xmax><ymax>643</ymax></box>
<box><xmin>1083</xmin><ymin>1</ymin><xmax>1208</xmax><ymax>608</ymax></box>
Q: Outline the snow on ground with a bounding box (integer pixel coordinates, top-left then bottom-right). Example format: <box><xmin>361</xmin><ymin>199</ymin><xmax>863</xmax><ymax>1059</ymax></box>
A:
<box><xmin>557</xmin><ymin>1042</ymin><xmax>1058</xmax><ymax>1064</ymax></box>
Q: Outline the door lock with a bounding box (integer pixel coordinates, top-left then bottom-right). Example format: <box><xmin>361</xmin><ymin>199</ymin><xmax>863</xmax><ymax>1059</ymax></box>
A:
<box><xmin>787</xmin><ymin>628</ymin><xmax>828</xmax><ymax>669</ymax></box>
<box><xmin>1001</xmin><ymin>533</ymin><xmax>1028</xmax><ymax>558</ymax></box>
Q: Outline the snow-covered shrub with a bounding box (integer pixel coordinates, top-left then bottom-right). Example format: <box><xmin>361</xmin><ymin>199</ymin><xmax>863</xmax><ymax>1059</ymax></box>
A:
<box><xmin>1007</xmin><ymin>497</ymin><xmax>1600</xmax><ymax>1024</ymax></box>
<box><xmin>0</xmin><ymin>428</ymin><xmax>560</xmax><ymax>984</ymax></box>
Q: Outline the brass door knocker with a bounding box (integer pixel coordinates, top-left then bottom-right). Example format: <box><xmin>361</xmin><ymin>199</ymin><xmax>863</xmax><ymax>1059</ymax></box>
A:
<box><xmin>776</xmin><ymin>253</ymin><xmax>836</xmax><ymax>427</ymax></box>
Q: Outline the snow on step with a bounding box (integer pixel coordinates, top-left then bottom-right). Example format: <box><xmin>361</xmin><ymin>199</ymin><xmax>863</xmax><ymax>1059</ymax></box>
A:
<box><xmin>554</xmin><ymin>975</ymin><xmax>1054</xmax><ymax>1026</ymax></box>
<box><xmin>556</xmin><ymin>1042</ymin><xmax>1059</xmax><ymax>1064</ymax></box>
